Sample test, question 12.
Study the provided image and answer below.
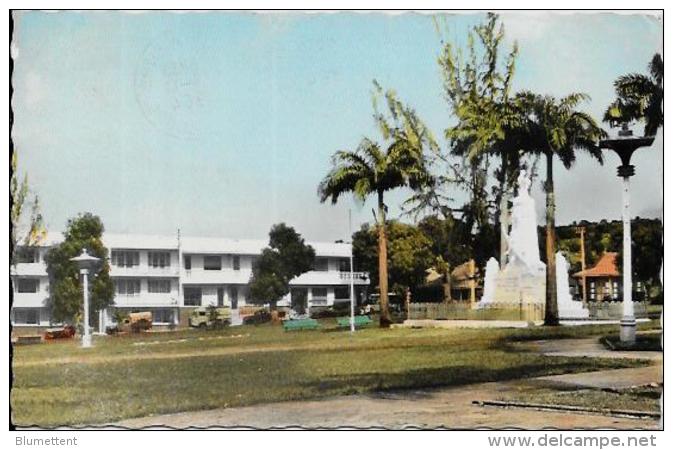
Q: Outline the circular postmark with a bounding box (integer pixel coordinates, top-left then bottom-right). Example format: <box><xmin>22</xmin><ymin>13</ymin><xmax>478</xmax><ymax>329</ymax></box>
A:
<box><xmin>133</xmin><ymin>32</ymin><xmax>216</xmax><ymax>140</ymax></box>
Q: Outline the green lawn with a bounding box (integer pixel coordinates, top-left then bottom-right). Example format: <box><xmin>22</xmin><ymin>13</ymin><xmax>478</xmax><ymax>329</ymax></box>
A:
<box><xmin>11</xmin><ymin>321</ymin><xmax>656</xmax><ymax>427</ymax></box>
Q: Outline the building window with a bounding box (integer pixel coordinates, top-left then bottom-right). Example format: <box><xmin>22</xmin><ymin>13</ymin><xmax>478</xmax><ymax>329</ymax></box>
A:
<box><xmin>184</xmin><ymin>255</ymin><xmax>192</xmax><ymax>270</ymax></box>
<box><xmin>204</xmin><ymin>256</ymin><xmax>222</xmax><ymax>270</ymax></box>
<box><xmin>184</xmin><ymin>287</ymin><xmax>202</xmax><ymax>306</ymax></box>
<box><xmin>313</xmin><ymin>258</ymin><xmax>329</xmax><ymax>272</ymax></box>
<box><xmin>338</xmin><ymin>258</ymin><xmax>350</xmax><ymax>272</ymax></box>
<box><xmin>148</xmin><ymin>279</ymin><xmax>171</xmax><ymax>293</ymax></box>
<box><xmin>148</xmin><ymin>251</ymin><xmax>171</xmax><ymax>268</ymax></box>
<box><xmin>111</xmin><ymin>250</ymin><xmax>139</xmax><ymax>267</ymax></box>
<box><xmin>311</xmin><ymin>288</ymin><xmax>328</xmax><ymax>305</ymax></box>
<box><xmin>612</xmin><ymin>282</ymin><xmax>619</xmax><ymax>299</ymax></box>
<box><xmin>152</xmin><ymin>308</ymin><xmax>174</xmax><ymax>324</ymax></box>
<box><xmin>233</xmin><ymin>255</ymin><xmax>240</xmax><ymax>271</ymax></box>
<box><xmin>13</xmin><ymin>308</ymin><xmax>39</xmax><ymax>325</ymax></box>
<box><xmin>115</xmin><ymin>279</ymin><xmax>141</xmax><ymax>295</ymax></box>
<box><xmin>17</xmin><ymin>278</ymin><xmax>39</xmax><ymax>293</ymax></box>
<box><xmin>590</xmin><ymin>281</ymin><xmax>596</xmax><ymax>300</ymax></box>
<box><xmin>312</xmin><ymin>287</ymin><xmax>328</xmax><ymax>299</ymax></box>
<box><xmin>334</xmin><ymin>286</ymin><xmax>349</xmax><ymax>300</ymax></box>
<box><xmin>15</xmin><ymin>247</ymin><xmax>39</xmax><ymax>263</ymax></box>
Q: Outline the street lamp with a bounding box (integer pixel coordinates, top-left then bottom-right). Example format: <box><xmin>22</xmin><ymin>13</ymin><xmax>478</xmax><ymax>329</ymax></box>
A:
<box><xmin>70</xmin><ymin>248</ymin><xmax>101</xmax><ymax>348</ymax></box>
<box><xmin>600</xmin><ymin>124</ymin><xmax>654</xmax><ymax>345</ymax></box>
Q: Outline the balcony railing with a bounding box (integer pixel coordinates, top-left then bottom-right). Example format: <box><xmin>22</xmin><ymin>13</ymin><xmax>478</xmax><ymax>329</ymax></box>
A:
<box><xmin>339</xmin><ymin>271</ymin><xmax>369</xmax><ymax>281</ymax></box>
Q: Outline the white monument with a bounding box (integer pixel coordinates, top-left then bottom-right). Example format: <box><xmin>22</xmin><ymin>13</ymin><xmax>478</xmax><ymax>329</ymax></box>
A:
<box><xmin>478</xmin><ymin>169</ymin><xmax>546</xmax><ymax>312</ymax></box>
<box><xmin>479</xmin><ymin>257</ymin><xmax>500</xmax><ymax>306</ymax></box>
<box><xmin>555</xmin><ymin>251</ymin><xmax>589</xmax><ymax>319</ymax></box>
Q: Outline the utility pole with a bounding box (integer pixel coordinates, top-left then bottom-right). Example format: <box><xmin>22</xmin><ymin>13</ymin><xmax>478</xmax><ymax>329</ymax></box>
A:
<box><xmin>575</xmin><ymin>226</ymin><xmax>587</xmax><ymax>305</ymax></box>
<box><xmin>348</xmin><ymin>209</ymin><xmax>355</xmax><ymax>333</ymax></box>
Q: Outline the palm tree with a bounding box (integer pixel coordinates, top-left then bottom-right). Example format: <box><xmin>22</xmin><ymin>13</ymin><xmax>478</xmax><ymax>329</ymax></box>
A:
<box><xmin>604</xmin><ymin>53</ymin><xmax>663</xmax><ymax>137</ymax></box>
<box><xmin>519</xmin><ymin>92</ymin><xmax>606</xmax><ymax>325</ymax></box>
<box><xmin>318</xmin><ymin>82</ymin><xmax>437</xmax><ymax>327</ymax></box>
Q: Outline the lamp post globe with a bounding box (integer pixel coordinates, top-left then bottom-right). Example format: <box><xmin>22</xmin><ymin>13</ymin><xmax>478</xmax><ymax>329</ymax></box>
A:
<box><xmin>599</xmin><ymin>124</ymin><xmax>654</xmax><ymax>345</ymax></box>
<box><xmin>70</xmin><ymin>248</ymin><xmax>101</xmax><ymax>348</ymax></box>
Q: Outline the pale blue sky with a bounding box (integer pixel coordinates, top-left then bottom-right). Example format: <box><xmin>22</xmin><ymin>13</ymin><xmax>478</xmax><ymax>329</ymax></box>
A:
<box><xmin>11</xmin><ymin>11</ymin><xmax>663</xmax><ymax>241</ymax></box>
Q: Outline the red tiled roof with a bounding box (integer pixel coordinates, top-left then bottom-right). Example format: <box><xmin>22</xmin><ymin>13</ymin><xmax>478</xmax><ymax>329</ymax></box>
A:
<box><xmin>573</xmin><ymin>252</ymin><xmax>620</xmax><ymax>278</ymax></box>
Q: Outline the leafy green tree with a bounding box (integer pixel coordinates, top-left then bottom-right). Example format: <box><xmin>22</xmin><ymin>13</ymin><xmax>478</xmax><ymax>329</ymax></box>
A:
<box><xmin>10</xmin><ymin>150</ymin><xmax>46</xmax><ymax>264</ymax></box>
<box><xmin>518</xmin><ymin>92</ymin><xmax>606</xmax><ymax>325</ymax></box>
<box><xmin>352</xmin><ymin>220</ymin><xmax>435</xmax><ymax>298</ymax></box>
<box><xmin>44</xmin><ymin>213</ymin><xmax>114</xmax><ymax>326</ymax></box>
<box><xmin>318</xmin><ymin>81</ymin><xmax>437</xmax><ymax>327</ymax></box>
<box><xmin>249</xmin><ymin>223</ymin><xmax>316</xmax><ymax>309</ymax></box>
<box><xmin>433</xmin><ymin>13</ymin><xmax>523</xmax><ymax>265</ymax></box>
<box><xmin>604</xmin><ymin>53</ymin><xmax>663</xmax><ymax>137</ymax></box>
<box><xmin>417</xmin><ymin>215</ymin><xmax>471</xmax><ymax>269</ymax></box>
<box><xmin>554</xmin><ymin>218</ymin><xmax>662</xmax><ymax>299</ymax></box>
<box><xmin>611</xmin><ymin>218</ymin><xmax>663</xmax><ymax>297</ymax></box>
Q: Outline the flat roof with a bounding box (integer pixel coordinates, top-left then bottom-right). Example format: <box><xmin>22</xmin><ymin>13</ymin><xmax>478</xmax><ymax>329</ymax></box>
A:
<box><xmin>28</xmin><ymin>232</ymin><xmax>352</xmax><ymax>257</ymax></box>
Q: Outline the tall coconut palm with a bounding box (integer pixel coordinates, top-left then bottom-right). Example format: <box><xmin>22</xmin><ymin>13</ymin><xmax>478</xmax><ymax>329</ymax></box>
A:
<box><xmin>519</xmin><ymin>92</ymin><xmax>607</xmax><ymax>325</ymax></box>
<box><xmin>318</xmin><ymin>82</ymin><xmax>437</xmax><ymax>327</ymax></box>
<box><xmin>604</xmin><ymin>53</ymin><xmax>663</xmax><ymax>137</ymax></box>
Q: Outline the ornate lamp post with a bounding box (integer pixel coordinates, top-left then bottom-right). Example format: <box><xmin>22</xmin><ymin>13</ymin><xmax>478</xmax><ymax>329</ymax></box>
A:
<box><xmin>600</xmin><ymin>124</ymin><xmax>654</xmax><ymax>345</ymax></box>
<box><xmin>70</xmin><ymin>248</ymin><xmax>101</xmax><ymax>348</ymax></box>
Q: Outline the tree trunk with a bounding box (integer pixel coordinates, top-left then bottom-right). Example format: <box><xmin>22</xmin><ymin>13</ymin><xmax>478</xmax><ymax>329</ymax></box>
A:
<box><xmin>377</xmin><ymin>190</ymin><xmax>392</xmax><ymax>328</ymax></box>
<box><xmin>443</xmin><ymin>266</ymin><xmax>452</xmax><ymax>302</ymax></box>
<box><xmin>544</xmin><ymin>151</ymin><xmax>559</xmax><ymax>326</ymax></box>
<box><xmin>499</xmin><ymin>194</ymin><xmax>509</xmax><ymax>267</ymax></box>
<box><xmin>498</xmin><ymin>153</ymin><xmax>510</xmax><ymax>267</ymax></box>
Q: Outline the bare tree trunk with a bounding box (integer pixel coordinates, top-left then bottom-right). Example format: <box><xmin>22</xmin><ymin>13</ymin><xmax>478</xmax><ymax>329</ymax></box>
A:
<box><xmin>498</xmin><ymin>153</ymin><xmax>510</xmax><ymax>267</ymax></box>
<box><xmin>544</xmin><ymin>151</ymin><xmax>559</xmax><ymax>326</ymax></box>
<box><xmin>377</xmin><ymin>190</ymin><xmax>392</xmax><ymax>328</ymax></box>
<box><xmin>443</xmin><ymin>265</ymin><xmax>452</xmax><ymax>302</ymax></box>
<box><xmin>499</xmin><ymin>194</ymin><xmax>509</xmax><ymax>266</ymax></box>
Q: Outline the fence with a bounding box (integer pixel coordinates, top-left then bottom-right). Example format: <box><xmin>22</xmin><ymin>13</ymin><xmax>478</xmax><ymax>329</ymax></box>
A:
<box><xmin>586</xmin><ymin>301</ymin><xmax>649</xmax><ymax>319</ymax></box>
<box><xmin>408</xmin><ymin>302</ymin><xmax>544</xmax><ymax>322</ymax></box>
<box><xmin>408</xmin><ymin>301</ymin><xmax>648</xmax><ymax>322</ymax></box>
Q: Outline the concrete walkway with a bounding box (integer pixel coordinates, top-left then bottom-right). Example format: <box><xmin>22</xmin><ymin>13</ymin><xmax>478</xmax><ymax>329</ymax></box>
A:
<box><xmin>114</xmin><ymin>337</ymin><xmax>662</xmax><ymax>430</ymax></box>
<box><xmin>537</xmin><ymin>365</ymin><xmax>661</xmax><ymax>390</ymax></box>
<box><xmin>530</xmin><ymin>336</ymin><xmax>663</xmax><ymax>361</ymax></box>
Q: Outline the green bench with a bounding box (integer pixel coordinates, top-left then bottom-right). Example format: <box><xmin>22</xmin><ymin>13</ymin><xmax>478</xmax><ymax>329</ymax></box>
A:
<box><xmin>336</xmin><ymin>315</ymin><xmax>373</xmax><ymax>329</ymax></box>
<box><xmin>283</xmin><ymin>318</ymin><xmax>320</xmax><ymax>331</ymax></box>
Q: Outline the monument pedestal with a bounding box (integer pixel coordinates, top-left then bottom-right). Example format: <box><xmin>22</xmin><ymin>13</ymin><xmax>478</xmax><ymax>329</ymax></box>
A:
<box><xmin>476</xmin><ymin>169</ymin><xmax>546</xmax><ymax>322</ymax></box>
<box><xmin>493</xmin><ymin>263</ymin><xmax>546</xmax><ymax>305</ymax></box>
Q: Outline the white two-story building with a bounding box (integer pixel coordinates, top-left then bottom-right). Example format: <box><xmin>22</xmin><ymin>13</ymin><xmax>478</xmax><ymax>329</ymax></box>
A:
<box><xmin>10</xmin><ymin>233</ymin><xmax>369</xmax><ymax>333</ymax></box>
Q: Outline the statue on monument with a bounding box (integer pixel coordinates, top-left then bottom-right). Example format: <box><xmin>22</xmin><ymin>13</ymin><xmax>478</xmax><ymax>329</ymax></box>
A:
<box><xmin>478</xmin><ymin>168</ymin><xmax>546</xmax><ymax>310</ymax></box>
<box><xmin>506</xmin><ymin>169</ymin><xmax>546</xmax><ymax>274</ymax></box>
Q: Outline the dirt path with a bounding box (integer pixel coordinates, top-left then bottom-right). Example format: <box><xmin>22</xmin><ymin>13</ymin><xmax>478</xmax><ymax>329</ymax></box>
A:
<box><xmin>14</xmin><ymin>344</ymin><xmax>291</xmax><ymax>368</ymax></box>
<box><xmin>112</xmin><ymin>337</ymin><xmax>662</xmax><ymax>430</ymax></box>
<box><xmin>114</xmin><ymin>378</ymin><xmax>659</xmax><ymax>430</ymax></box>
<box><xmin>14</xmin><ymin>339</ymin><xmax>371</xmax><ymax>368</ymax></box>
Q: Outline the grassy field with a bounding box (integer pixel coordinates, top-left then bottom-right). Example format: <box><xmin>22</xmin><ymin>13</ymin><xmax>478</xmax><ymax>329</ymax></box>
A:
<box><xmin>11</xmin><ymin>321</ymin><xmax>658</xmax><ymax>427</ymax></box>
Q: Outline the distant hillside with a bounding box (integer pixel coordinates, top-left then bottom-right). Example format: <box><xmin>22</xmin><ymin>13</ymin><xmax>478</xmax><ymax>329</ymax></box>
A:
<box><xmin>537</xmin><ymin>217</ymin><xmax>663</xmax><ymax>279</ymax></box>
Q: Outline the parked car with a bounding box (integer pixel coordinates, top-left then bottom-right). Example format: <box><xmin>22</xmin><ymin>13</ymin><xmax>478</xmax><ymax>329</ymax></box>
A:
<box><xmin>189</xmin><ymin>306</ymin><xmax>232</xmax><ymax>328</ymax></box>
<box><xmin>107</xmin><ymin>311</ymin><xmax>153</xmax><ymax>334</ymax></box>
<box><xmin>44</xmin><ymin>325</ymin><xmax>76</xmax><ymax>340</ymax></box>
